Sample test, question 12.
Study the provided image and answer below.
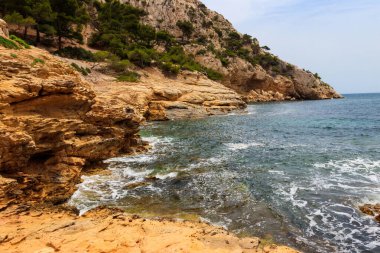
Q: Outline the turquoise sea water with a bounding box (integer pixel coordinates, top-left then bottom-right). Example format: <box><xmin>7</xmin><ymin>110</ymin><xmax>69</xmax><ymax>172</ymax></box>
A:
<box><xmin>70</xmin><ymin>93</ymin><xmax>380</xmax><ymax>253</ymax></box>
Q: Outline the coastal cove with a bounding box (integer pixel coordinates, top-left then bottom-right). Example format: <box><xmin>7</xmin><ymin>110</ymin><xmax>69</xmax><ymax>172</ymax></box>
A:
<box><xmin>70</xmin><ymin>94</ymin><xmax>380</xmax><ymax>253</ymax></box>
<box><xmin>0</xmin><ymin>0</ymin><xmax>378</xmax><ymax>251</ymax></box>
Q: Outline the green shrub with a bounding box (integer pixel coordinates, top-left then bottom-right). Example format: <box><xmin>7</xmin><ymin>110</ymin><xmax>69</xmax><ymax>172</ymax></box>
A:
<box><xmin>126</xmin><ymin>47</ymin><xmax>156</xmax><ymax>67</ymax></box>
<box><xmin>176</xmin><ymin>20</ymin><xmax>194</xmax><ymax>40</ymax></box>
<box><xmin>182</xmin><ymin>61</ymin><xmax>203</xmax><ymax>72</ymax></box>
<box><xmin>9</xmin><ymin>35</ymin><xmax>30</xmax><ymax>49</ymax></box>
<box><xmin>286</xmin><ymin>64</ymin><xmax>294</xmax><ymax>71</ymax></box>
<box><xmin>31</xmin><ymin>58</ymin><xmax>45</xmax><ymax>67</ymax></box>
<box><xmin>214</xmin><ymin>27</ymin><xmax>223</xmax><ymax>37</ymax></box>
<box><xmin>196</xmin><ymin>36</ymin><xmax>207</xmax><ymax>45</ymax></box>
<box><xmin>252</xmin><ymin>53</ymin><xmax>279</xmax><ymax>68</ymax></box>
<box><xmin>196</xmin><ymin>49</ymin><xmax>207</xmax><ymax>55</ymax></box>
<box><xmin>71</xmin><ymin>62</ymin><xmax>90</xmax><ymax>75</ymax></box>
<box><xmin>110</xmin><ymin>59</ymin><xmax>133</xmax><ymax>72</ymax></box>
<box><xmin>0</xmin><ymin>36</ymin><xmax>20</xmax><ymax>49</ymax></box>
<box><xmin>314</xmin><ymin>73</ymin><xmax>321</xmax><ymax>80</ymax></box>
<box><xmin>116</xmin><ymin>71</ymin><xmax>140</xmax><ymax>82</ymax></box>
<box><xmin>55</xmin><ymin>47</ymin><xmax>95</xmax><ymax>61</ymax></box>
<box><xmin>10</xmin><ymin>53</ymin><xmax>17</xmax><ymax>58</ymax></box>
<box><xmin>160</xmin><ymin>62</ymin><xmax>180</xmax><ymax>75</ymax></box>
<box><xmin>205</xmin><ymin>68</ymin><xmax>223</xmax><ymax>81</ymax></box>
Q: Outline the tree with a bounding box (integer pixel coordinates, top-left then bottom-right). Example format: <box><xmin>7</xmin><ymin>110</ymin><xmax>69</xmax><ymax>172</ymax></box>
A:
<box><xmin>91</xmin><ymin>0</ymin><xmax>146</xmax><ymax>53</ymax></box>
<box><xmin>50</xmin><ymin>0</ymin><xmax>89</xmax><ymax>49</ymax></box>
<box><xmin>176</xmin><ymin>20</ymin><xmax>193</xmax><ymax>42</ymax></box>
<box><xmin>26</xmin><ymin>0</ymin><xmax>56</xmax><ymax>44</ymax></box>
<box><xmin>4</xmin><ymin>11</ymin><xmax>36</xmax><ymax>38</ymax></box>
<box><xmin>156</xmin><ymin>30</ymin><xmax>174</xmax><ymax>48</ymax></box>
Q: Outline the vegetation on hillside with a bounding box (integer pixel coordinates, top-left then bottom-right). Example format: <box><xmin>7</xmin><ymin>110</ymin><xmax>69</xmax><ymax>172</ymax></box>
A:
<box><xmin>0</xmin><ymin>0</ymin><xmax>224</xmax><ymax>81</ymax></box>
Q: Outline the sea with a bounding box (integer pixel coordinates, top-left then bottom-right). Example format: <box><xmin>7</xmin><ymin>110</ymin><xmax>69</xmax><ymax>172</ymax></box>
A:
<box><xmin>69</xmin><ymin>93</ymin><xmax>380</xmax><ymax>253</ymax></box>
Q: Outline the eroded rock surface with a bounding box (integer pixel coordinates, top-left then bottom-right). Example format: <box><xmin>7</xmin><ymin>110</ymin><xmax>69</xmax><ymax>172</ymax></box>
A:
<box><xmin>360</xmin><ymin>204</ymin><xmax>380</xmax><ymax>223</ymax></box>
<box><xmin>0</xmin><ymin>19</ymin><xmax>8</xmax><ymax>38</ymax></box>
<box><xmin>123</xmin><ymin>0</ymin><xmax>342</xmax><ymax>101</ymax></box>
<box><xmin>0</xmin><ymin>46</ymin><xmax>145</xmax><ymax>207</ymax></box>
<box><xmin>84</xmin><ymin>67</ymin><xmax>246</xmax><ymax>121</ymax></box>
<box><xmin>0</xmin><ymin>206</ymin><xmax>300</xmax><ymax>253</ymax></box>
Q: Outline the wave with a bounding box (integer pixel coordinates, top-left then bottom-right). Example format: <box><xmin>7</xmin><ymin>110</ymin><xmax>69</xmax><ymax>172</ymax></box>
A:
<box><xmin>274</xmin><ymin>157</ymin><xmax>380</xmax><ymax>252</ymax></box>
<box><xmin>224</xmin><ymin>142</ymin><xmax>264</xmax><ymax>151</ymax></box>
<box><xmin>314</xmin><ymin>158</ymin><xmax>380</xmax><ymax>185</ymax></box>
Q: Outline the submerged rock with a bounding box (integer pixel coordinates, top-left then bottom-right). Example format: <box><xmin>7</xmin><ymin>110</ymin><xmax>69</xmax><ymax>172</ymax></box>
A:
<box><xmin>359</xmin><ymin>204</ymin><xmax>380</xmax><ymax>223</ymax></box>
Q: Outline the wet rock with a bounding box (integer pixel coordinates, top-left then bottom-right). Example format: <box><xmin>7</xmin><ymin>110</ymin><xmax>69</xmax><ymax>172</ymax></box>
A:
<box><xmin>359</xmin><ymin>204</ymin><xmax>380</xmax><ymax>223</ymax></box>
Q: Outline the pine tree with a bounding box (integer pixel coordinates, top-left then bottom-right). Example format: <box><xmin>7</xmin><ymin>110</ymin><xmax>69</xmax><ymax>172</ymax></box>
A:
<box><xmin>26</xmin><ymin>0</ymin><xmax>56</xmax><ymax>44</ymax></box>
<box><xmin>50</xmin><ymin>0</ymin><xmax>89</xmax><ymax>49</ymax></box>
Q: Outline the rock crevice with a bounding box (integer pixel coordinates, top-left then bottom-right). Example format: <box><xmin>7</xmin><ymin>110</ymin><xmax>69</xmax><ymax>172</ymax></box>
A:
<box><xmin>0</xmin><ymin>46</ymin><xmax>145</xmax><ymax>207</ymax></box>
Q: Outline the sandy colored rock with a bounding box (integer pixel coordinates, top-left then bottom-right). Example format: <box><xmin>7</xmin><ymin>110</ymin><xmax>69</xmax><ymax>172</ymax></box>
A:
<box><xmin>0</xmin><ymin>206</ymin><xmax>301</xmax><ymax>253</ymax></box>
<box><xmin>84</xmin><ymin>67</ymin><xmax>246</xmax><ymax>121</ymax></box>
<box><xmin>123</xmin><ymin>0</ymin><xmax>342</xmax><ymax>101</ymax></box>
<box><xmin>0</xmin><ymin>19</ymin><xmax>9</xmax><ymax>37</ymax></box>
<box><xmin>359</xmin><ymin>204</ymin><xmax>380</xmax><ymax>223</ymax></box>
<box><xmin>0</xmin><ymin>46</ymin><xmax>145</xmax><ymax>206</ymax></box>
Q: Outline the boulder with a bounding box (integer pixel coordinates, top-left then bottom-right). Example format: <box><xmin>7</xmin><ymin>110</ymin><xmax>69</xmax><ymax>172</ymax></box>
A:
<box><xmin>0</xmin><ymin>19</ymin><xmax>9</xmax><ymax>37</ymax></box>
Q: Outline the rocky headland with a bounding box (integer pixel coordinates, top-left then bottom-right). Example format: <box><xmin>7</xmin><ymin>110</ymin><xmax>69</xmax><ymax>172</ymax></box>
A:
<box><xmin>123</xmin><ymin>0</ymin><xmax>342</xmax><ymax>102</ymax></box>
<box><xmin>0</xmin><ymin>0</ymin><xmax>344</xmax><ymax>250</ymax></box>
<box><xmin>0</xmin><ymin>21</ymin><xmax>301</xmax><ymax>252</ymax></box>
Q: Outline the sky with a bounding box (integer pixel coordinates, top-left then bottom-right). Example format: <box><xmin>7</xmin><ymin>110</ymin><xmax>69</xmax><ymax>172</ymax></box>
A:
<box><xmin>202</xmin><ymin>0</ymin><xmax>380</xmax><ymax>94</ymax></box>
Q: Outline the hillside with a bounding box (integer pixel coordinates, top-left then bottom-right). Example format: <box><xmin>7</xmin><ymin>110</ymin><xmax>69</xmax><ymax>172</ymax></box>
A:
<box><xmin>123</xmin><ymin>0</ymin><xmax>342</xmax><ymax>101</ymax></box>
<box><xmin>0</xmin><ymin>0</ymin><xmax>341</xmax><ymax>103</ymax></box>
<box><xmin>0</xmin><ymin>21</ymin><xmax>302</xmax><ymax>253</ymax></box>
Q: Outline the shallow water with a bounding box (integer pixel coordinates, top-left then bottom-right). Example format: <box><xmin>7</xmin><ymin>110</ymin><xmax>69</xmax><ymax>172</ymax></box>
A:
<box><xmin>69</xmin><ymin>93</ymin><xmax>380</xmax><ymax>253</ymax></box>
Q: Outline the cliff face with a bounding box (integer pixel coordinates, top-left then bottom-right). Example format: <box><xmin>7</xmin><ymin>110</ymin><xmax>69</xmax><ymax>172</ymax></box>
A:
<box><xmin>80</xmin><ymin>65</ymin><xmax>246</xmax><ymax>121</ymax></box>
<box><xmin>0</xmin><ymin>45</ymin><xmax>145</xmax><ymax>207</ymax></box>
<box><xmin>123</xmin><ymin>0</ymin><xmax>342</xmax><ymax>102</ymax></box>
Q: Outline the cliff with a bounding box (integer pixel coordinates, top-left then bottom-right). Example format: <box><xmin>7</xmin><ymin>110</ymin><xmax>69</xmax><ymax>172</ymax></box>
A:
<box><xmin>0</xmin><ymin>43</ymin><xmax>145</xmax><ymax>208</ymax></box>
<box><xmin>70</xmin><ymin>61</ymin><xmax>246</xmax><ymax>121</ymax></box>
<box><xmin>123</xmin><ymin>0</ymin><xmax>342</xmax><ymax>102</ymax></box>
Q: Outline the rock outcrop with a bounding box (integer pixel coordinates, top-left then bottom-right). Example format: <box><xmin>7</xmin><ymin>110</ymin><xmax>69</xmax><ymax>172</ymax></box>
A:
<box><xmin>0</xmin><ymin>19</ymin><xmax>9</xmax><ymax>38</ymax></box>
<box><xmin>360</xmin><ymin>204</ymin><xmax>380</xmax><ymax>223</ymax></box>
<box><xmin>123</xmin><ymin>0</ymin><xmax>342</xmax><ymax>101</ymax></box>
<box><xmin>0</xmin><ymin>46</ymin><xmax>145</xmax><ymax>207</ymax></box>
<box><xmin>83</xmin><ymin>66</ymin><xmax>246</xmax><ymax>121</ymax></box>
<box><xmin>0</xmin><ymin>205</ymin><xmax>300</xmax><ymax>253</ymax></box>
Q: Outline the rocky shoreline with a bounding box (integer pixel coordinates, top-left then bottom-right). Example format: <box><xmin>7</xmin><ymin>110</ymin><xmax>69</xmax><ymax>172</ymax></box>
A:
<box><xmin>0</xmin><ymin>35</ymin><xmax>302</xmax><ymax>252</ymax></box>
<box><xmin>0</xmin><ymin>205</ymin><xmax>299</xmax><ymax>253</ymax></box>
<box><xmin>0</xmin><ymin>17</ymin><xmax>347</xmax><ymax>252</ymax></box>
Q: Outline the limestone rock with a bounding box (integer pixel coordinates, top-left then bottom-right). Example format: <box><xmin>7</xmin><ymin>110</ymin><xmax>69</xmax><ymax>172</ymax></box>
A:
<box><xmin>0</xmin><ymin>19</ymin><xmax>9</xmax><ymax>37</ymax></box>
<box><xmin>0</xmin><ymin>206</ymin><xmax>301</xmax><ymax>253</ymax></box>
<box><xmin>0</xmin><ymin>46</ymin><xmax>145</xmax><ymax>206</ymax></box>
<box><xmin>123</xmin><ymin>0</ymin><xmax>342</xmax><ymax>101</ymax></box>
<box><xmin>87</xmin><ymin>68</ymin><xmax>246</xmax><ymax>121</ymax></box>
<box><xmin>359</xmin><ymin>204</ymin><xmax>380</xmax><ymax>223</ymax></box>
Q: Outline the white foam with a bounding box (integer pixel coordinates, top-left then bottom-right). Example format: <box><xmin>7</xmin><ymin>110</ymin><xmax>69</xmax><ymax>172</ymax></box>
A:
<box><xmin>224</xmin><ymin>142</ymin><xmax>264</xmax><ymax>151</ymax></box>
<box><xmin>155</xmin><ymin>172</ymin><xmax>178</xmax><ymax>180</ymax></box>
<box><xmin>188</xmin><ymin>156</ymin><xmax>225</xmax><ymax>169</ymax></box>
<box><xmin>121</xmin><ymin>167</ymin><xmax>153</xmax><ymax>178</ymax></box>
<box><xmin>105</xmin><ymin>154</ymin><xmax>156</xmax><ymax>164</ymax></box>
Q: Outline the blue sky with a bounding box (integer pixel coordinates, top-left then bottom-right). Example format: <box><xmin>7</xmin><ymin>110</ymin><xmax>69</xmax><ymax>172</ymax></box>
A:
<box><xmin>202</xmin><ymin>0</ymin><xmax>380</xmax><ymax>94</ymax></box>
